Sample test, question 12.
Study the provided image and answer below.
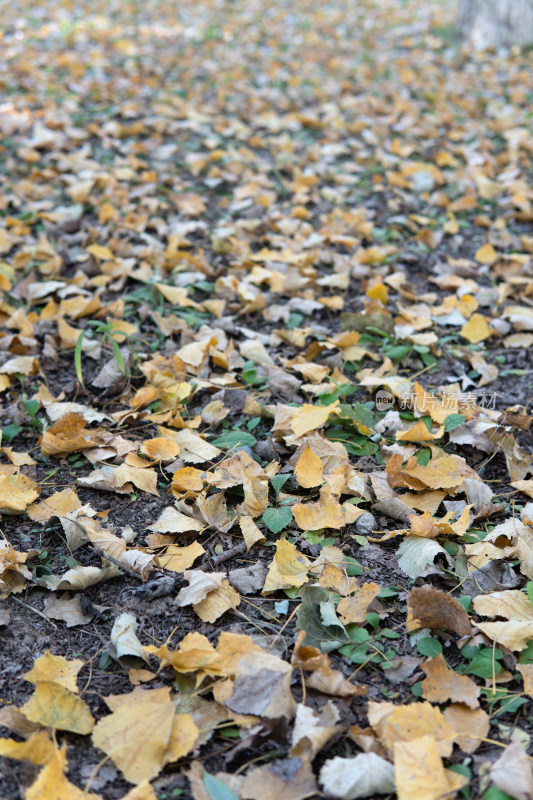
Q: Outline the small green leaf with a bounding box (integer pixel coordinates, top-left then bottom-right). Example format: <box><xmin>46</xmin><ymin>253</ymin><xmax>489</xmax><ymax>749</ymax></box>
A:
<box><xmin>482</xmin><ymin>789</ymin><xmax>514</xmax><ymax>800</ymax></box>
<box><xmin>444</xmin><ymin>413</ymin><xmax>466</xmax><ymax>432</ymax></box>
<box><xmin>2</xmin><ymin>424</ymin><xmax>22</xmax><ymax>442</ymax></box>
<box><xmin>261</xmin><ymin>506</ymin><xmax>293</xmax><ymax>534</ymax></box>
<box><xmin>74</xmin><ymin>331</ymin><xmax>85</xmax><ymax>385</ymax></box>
<box><xmin>416</xmin><ymin>637</ymin><xmax>442</xmax><ymax>657</ymax></box>
<box><xmin>270</xmin><ymin>474</ymin><xmax>290</xmax><ymax>496</ymax></box>
<box><xmin>212</xmin><ymin>431</ymin><xmax>257</xmax><ymax>450</ymax></box>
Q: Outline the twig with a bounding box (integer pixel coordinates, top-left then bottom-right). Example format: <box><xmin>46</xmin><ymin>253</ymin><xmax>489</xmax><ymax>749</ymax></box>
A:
<box><xmin>211</xmin><ymin>541</ymin><xmax>247</xmax><ymax>566</ymax></box>
<box><xmin>10</xmin><ymin>596</ymin><xmax>57</xmax><ymax>628</ymax></box>
<box><xmin>90</xmin><ymin>547</ymin><xmax>145</xmax><ymax>582</ymax></box>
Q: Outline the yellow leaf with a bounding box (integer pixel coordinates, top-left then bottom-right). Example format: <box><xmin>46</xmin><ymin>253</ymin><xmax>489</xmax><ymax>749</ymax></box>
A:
<box><xmin>368</xmin><ymin>700</ymin><xmax>456</xmax><ymax>757</ymax></box>
<box><xmin>113</xmin><ymin>464</ymin><xmax>159</xmax><ymax>496</ymax></box>
<box><xmin>0</xmin><ymin>539</ymin><xmax>32</xmax><ymax>596</ymax></box>
<box><xmin>289</xmin><ymin>402</ymin><xmax>338</xmax><ymax>438</ymax></box>
<box><xmin>22</xmin><ymin>682</ymin><xmax>94</xmax><ymax>734</ymax></box>
<box><xmin>140</xmin><ymin>437</ymin><xmax>180</xmax><ymax>462</ymax></box>
<box><xmin>0</xmin><ymin>731</ymin><xmax>55</xmax><ymax>765</ymax></box>
<box><xmin>295</xmin><ymin>445</ymin><xmax>324</xmax><ymax>488</ymax></box>
<box><xmin>337</xmin><ymin>582</ymin><xmax>381</xmax><ymax>625</ymax></box>
<box><xmin>474</xmin><ymin>242</ymin><xmax>498</xmax><ymax>264</ymax></box>
<box><xmin>292</xmin><ymin>484</ymin><xmax>345</xmax><ymax>532</ymax></box>
<box><xmin>0</xmin><ymin>470</ymin><xmax>39</xmax><ymax>511</ymax></box>
<box><xmin>194</xmin><ymin>580</ymin><xmax>241</xmax><ymax>623</ymax></box>
<box><xmin>148</xmin><ymin>506</ymin><xmax>204</xmax><ymax>534</ymax></box>
<box><xmin>87</xmin><ymin>244</ymin><xmax>115</xmax><ymax>260</ymax></box>
<box><xmin>394</xmin><ymin>734</ymin><xmax>466</xmax><ymax>800</ymax></box>
<box><xmin>366</xmin><ymin>283</ymin><xmax>388</xmax><ymax>304</ymax></box>
<box><xmin>240</xmin><ymin>515</ymin><xmax>265</xmax><ymax>549</ymax></box>
<box><xmin>26</xmin><ymin>747</ymin><xmax>102</xmax><ymax>800</ymax></box>
<box><xmin>473</xmin><ymin>590</ymin><xmax>533</xmax><ymax>651</ymax></box>
<box><xmin>263</xmin><ymin>539</ymin><xmax>311</xmax><ymax>593</ymax></box>
<box><xmin>23</xmin><ymin>652</ymin><xmax>84</xmax><ymax>693</ymax></box>
<box><xmin>40</xmin><ymin>413</ymin><xmax>104</xmax><ymax>457</ymax></box>
<box><xmin>171</xmin><ymin>466</ymin><xmax>206</xmax><ymax>497</ymax></box>
<box><xmin>155</xmin><ymin>542</ymin><xmax>205</xmax><ymax>572</ymax></box>
<box><xmin>460</xmin><ymin>313</ymin><xmax>493</xmax><ymax>344</ymax></box>
<box><xmin>27</xmin><ymin>488</ymin><xmax>81</xmax><ymax>523</ymax></box>
<box><xmin>162</xmin><ymin>713</ymin><xmax>199</xmax><ymax>764</ymax></box>
<box><xmin>92</xmin><ymin>689</ymin><xmax>175</xmax><ymax>784</ymax></box>
<box><xmin>396</xmin><ymin>420</ymin><xmax>444</xmax><ymax>442</ymax></box>
<box><xmin>118</xmin><ymin>782</ymin><xmax>158</xmax><ymax>800</ymax></box>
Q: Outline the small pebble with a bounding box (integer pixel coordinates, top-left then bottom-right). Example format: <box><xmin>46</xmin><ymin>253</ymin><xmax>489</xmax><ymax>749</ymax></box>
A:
<box><xmin>355</xmin><ymin>512</ymin><xmax>376</xmax><ymax>536</ymax></box>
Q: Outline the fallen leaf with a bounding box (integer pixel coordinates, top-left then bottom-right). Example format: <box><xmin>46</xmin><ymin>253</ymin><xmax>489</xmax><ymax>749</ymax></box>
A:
<box><xmin>240</xmin><ymin>754</ymin><xmax>317</xmax><ymax>800</ymax></box>
<box><xmin>337</xmin><ymin>582</ymin><xmax>381</xmax><ymax>625</ymax></box>
<box><xmin>0</xmin><ymin>730</ymin><xmax>55</xmax><ymax>766</ymax></box>
<box><xmin>490</xmin><ymin>741</ymin><xmax>533</xmax><ymax>800</ymax></box>
<box><xmin>23</xmin><ymin>652</ymin><xmax>84</xmax><ymax>693</ymax></box>
<box><xmin>110</xmin><ymin>613</ymin><xmax>150</xmax><ymax>667</ymax></box>
<box><xmin>291</xmin><ymin>701</ymin><xmax>341</xmax><ymax>757</ymax></box>
<box><xmin>292</xmin><ymin>484</ymin><xmax>345</xmax><ymax>531</ymax></box>
<box><xmin>26</xmin><ymin>748</ymin><xmax>102</xmax><ymax>800</ymax></box>
<box><xmin>443</xmin><ymin>703</ymin><xmax>490</xmax><ymax>753</ymax></box>
<box><xmin>394</xmin><ymin>734</ymin><xmax>466</xmax><ymax>800</ymax></box>
<box><xmin>368</xmin><ymin>700</ymin><xmax>456</xmax><ymax>757</ymax></box>
<box><xmin>295</xmin><ymin>445</ymin><xmax>324</xmax><ymax>488</ymax></box>
<box><xmin>319</xmin><ymin>752</ymin><xmax>395</xmax><ymax>799</ymax></box>
<box><xmin>407</xmin><ymin>585</ymin><xmax>471</xmax><ymax>635</ymax></box>
<box><xmin>263</xmin><ymin>539</ymin><xmax>311</xmax><ymax>593</ymax></box>
<box><xmin>421</xmin><ymin>654</ymin><xmax>479</xmax><ymax>708</ymax></box>
<box><xmin>22</xmin><ymin>682</ymin><xmax>94</xmax><ymax>734</ymax></box>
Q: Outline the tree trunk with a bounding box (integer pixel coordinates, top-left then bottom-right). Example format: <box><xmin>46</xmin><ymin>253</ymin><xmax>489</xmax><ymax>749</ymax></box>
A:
<box><xmin>457</xmin><ymin>0</ymin><xmax>533</xmax><ymax>49</ymax></box>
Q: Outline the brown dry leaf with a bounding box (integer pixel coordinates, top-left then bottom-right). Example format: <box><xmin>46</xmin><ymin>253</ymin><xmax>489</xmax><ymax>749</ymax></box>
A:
<box><xmin>318</xmin><ymin>563</ymin><xmax>360</xmax><ymax>596</ymax></box>
<box><xmin>43</xmin><ymin>594</ymin><xmax>93</xmax><ymax>627</ymax></box>
<box><xmin>0</xmin><ymin>470</ymin><xmax>40</xmax><ymax>512</ymax></box>
<box><xmin>262</xmin><ymin>539</ymin><xmax>311</xmax><ymax>593</ymax></box>
<box><xmin>240</xmin><ymin>754</ymin><xmax>317</xmax><ymax>800</ymax></box>
<box><xmin>22</xmin><ymin>682</ymin><xmax>95</xmax><ymax>734</ymax></box>
<box><xmin>518</xmin><ymin>664</ymin><xmax>533</xmax><ymax>698</ymax></box>
<box><xmin>154</xmin><ymin>542</ymin><xmax>205</xmax><ymax>572</ymax></box>
<box><xmin>368</xmin><ymin>700</ymin><xmax>456</xmax><ymax>757</ymax></box>
<box><xmin>0</xmin><ymin>539</ymin><xmax>32</xmax><ymax>597</ymax></box>
<box><xmin>26</xmin><ymin>747</ymin><xmax>102</xmax><ymax>800</ymax></box>
<box><xmin>407</xmin><ymin>585</ymin><xmax>471</xmax><ymax>636</ymax></box>
<box><xmin>27</xmin><ymin>488</ymin><xmax>81</xmax><ymax>523</ymax></box>
<box><xmin>421</xmin><ymin>654</ymin><xmax>479</xmax><ymax>708</ymax></box>
<box><xmin>290</xmin><ymin>702</ymin><xmax>341</xmax><ymax>758</ymax></box>
<box><xmin>0</xmin><ymin>730</ymin><xmax>55</xmax><ymax>766</ymax></box>
<box><xmin>193</xmin><ymin>579</ymin><xmax>241</xmax><ymax>623</ymax></box>
<box><xmin>292</xmin><ymin>632</ymin><xmax>367</xmax><ymax>699</ymax></box>
<box><xmin>224</xmin><ymin>650</ymin><xmax>296</xmax><ymax>719</ymax></box>
<box><xmin>23</xmin><ymin>651</ymin><xmax>84</xmax><ymax>693</ymax></box>
<box><xmin>443</xmin><ymin>704</ymin><xmax>490</xmax><ymax>753</ymax></box>
<box><xmin>394</xmin><ymin>734</ymin><xmax>467</xmax><ymax>800</ymax></box>
<box><xmin>40</xmin><ymin>412</ymin><xmax>104</xmax><ymax>457</ymax></box>
<box><xmin>292</xmin><ymin>484</ymin><xmax>345</xmax><ymax>532</ymax></box>
<box><xmin>92</xmin><ymin>688</ymin><xmax>176</xmax><ymax>784</ymax></box>
<box><xmin>337</xmin><ymin>582</ymin><xmax>381</xmax><ymax>625</ymax></box>
<box><xmin>295</xmin><ymin>445</ymin><xmax>324</xmax><ymax>488</ymax></box>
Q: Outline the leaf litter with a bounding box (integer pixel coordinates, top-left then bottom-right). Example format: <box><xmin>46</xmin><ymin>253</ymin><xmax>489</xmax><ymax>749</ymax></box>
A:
<box><xmin>0</xmin><ymin>0</ymin><xmax>533</xmax><ymax>797</ymax></box>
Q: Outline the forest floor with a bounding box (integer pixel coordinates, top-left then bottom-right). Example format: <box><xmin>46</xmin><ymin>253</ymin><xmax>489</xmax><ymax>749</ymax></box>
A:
<box><xmin>1</xmin><ymin>1</ymin><xmax>533</xmax><ymax>799</ymax></box>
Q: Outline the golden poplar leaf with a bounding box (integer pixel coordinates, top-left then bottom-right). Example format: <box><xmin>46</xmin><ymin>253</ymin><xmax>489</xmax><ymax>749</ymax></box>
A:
<box><xmin>240</xmin><ymin>515</ymin><xmax>265</xmax><ymax>549</ymax></box>
<box><xmin>92</xmin><ymin>690</ymin><xmax>175</xmax><ymax>784</ymax></box>
<box><xmin>318</xmin><ymin>563</ymin><xmax>360</xmax><ymax>596</ymax></box>
<box><xmin>0</xmin><ymin>731</ymin><xmax>55</xmax><ymax>765</ymax></box>
<box><xmin>26</xmin><ymin>748</ymin><xmax>102</xmax><ymax>800</ymax></box>
<box><xmin>460</xmin><ymin>313</ymin><xmax>493</xmax><ymax>344</ymax></box>
<box><xmin>295</xmin><ymin>445</ymin><xmax>324</xmax><ymax>488</ymax></box>
<box><xmin>368</xmin><ymin>700</ymin><xmax>456</xmax><ymax>757</ymax></box>
<box><xmin>421</xmin><ymin>655</ymin><xmax>479</xmax><ymax>708</ymax></box>
<box><xmin>396</xmin><ymin>420</ymin><xmax>444</xmax><ymax>442</ymax></box>
<box><xmin>0</xmin><ymin>471</ymin><xmax>40</xmax><ymax>512</ymax></box>
<box><xmin>337</xmin><ymin>582</ymin><xmax>381</xmax><ymax>625</ymax></box>
<box><xmin>474</xmin><ymin>242</ymin><xmax>498</xmax><ymax>264</ymax></box>
<box><xmin>394</xmin><ymin>735</ymin><xmax>466</xmax><ymax>800</ymax></box>
<box><xmin>118</xmin><ymin>783</ymin><xmax>158</xmax><ymax>800</ymax></box>
<box><xmin>170</xmin><ymin>467</ymin><xmax>206</xmax><ymax>497</ymax></box>
<box><xmin>407</xmin><ymin>585</ymin><xmax>471</xmax><ymax>636</ymax></box>
<box><xmin>443</xmin><ymin>704</ymin><xmax>490</xmax><ymax>753</ymax></box>
<box><xmin>193</xmin><ymin>580</ymin><xmax>241</xmax><ymax>623</ymax></box>
<box><xmin>289</xmin><ymin>402</ymin><xmax>338</xmax><ymax>438</ymax></box>
<box><xmin>262</xmin><ymin>539</ymin><xmax>311</xmax><ymax>593</ymax></box>
<box><xmin>0</xmin><ymin>539</ymin><xmax>32</xmax><ymax>597</ymax></box>
<box><xmin>140</xmin><ymin>437</ymin><xmax>180</xmax><ymax>462</ymax></box>
<box><xmin>22</xmin><ymin>682</ymin><xmax>95</xmax><ymax>734</ymax></box>
<box><xmin>473</xmin><ymin>589</ymin><xmax>533</xmax><ymax>650</ymax></box>
<box><xmin>292</xmin><ymin>484</ymin><xmax>345</xmax><ymax>531</ymax></box>
<box><xmin>113</xmin><ymin>464</ymin><xmax>159</xmax><ymax>496</ymax></box>
<box><xmin>27</xmin><ymin>488</ymin><xmax>81</xmax><ymax>523</ymax></box>
<box><xmin>162</xmin><ymin>713</ymin><xmax>200</xmax><ymax>764</ymax></box>
<box><xmin>146</xmin><ymin>633</ymin><xmax>221</xmax><ymax>675</ymax></box>
<box><xmin>154</xmin><ymin>542</ymin><xmax>205</xmax><ymax>572</ymax></box>
<box><xmin>147</xmin><ymin>506</ymin><xmax>205</xmax><ymax>534</ymax></box>
<box><xmin>403</xmin><ymin>454</ymin><xmax>475</xmax><ymax>490</ymax></box>
<box><xmin>412</xmin><ymin>383</ymin><xmax>458</xmax><ymax>424</ymax></box>
<box><xmin>23</xmin><ymin>652</ymin><xmax>84</xmax><ymax>693</ymax></box>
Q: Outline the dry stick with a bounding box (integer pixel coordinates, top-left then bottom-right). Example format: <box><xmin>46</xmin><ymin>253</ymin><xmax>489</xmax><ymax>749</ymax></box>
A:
<box><xmin>211</xmin><ymin>540</ymin><xmax>247</xmax><ymax>566</ymax></box>
<box><xmin>10</xmin><ymin>596</ymin><xmax>58</xmax><ymax>629</ymax></box>
<box><xmin>90</xmin><ymin>546</ymin><xmax>145</xmax><ymax>583</ymax></box>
